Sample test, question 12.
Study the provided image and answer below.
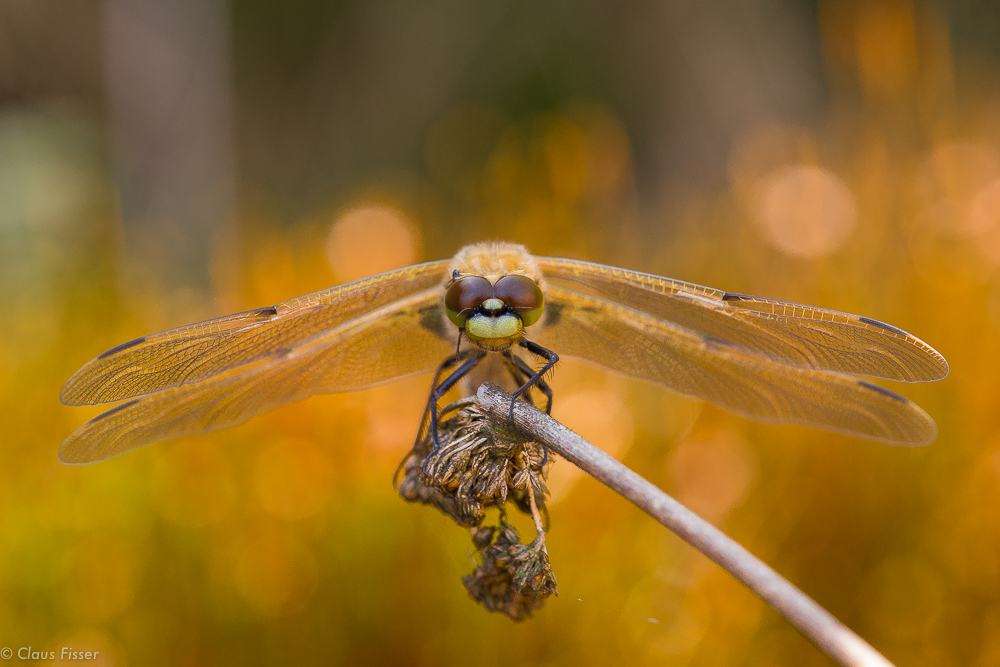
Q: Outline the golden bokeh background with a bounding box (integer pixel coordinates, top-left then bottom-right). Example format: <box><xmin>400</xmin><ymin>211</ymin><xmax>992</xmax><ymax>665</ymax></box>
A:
<box><xmin>2</xmin><ymin>1</ymin><xmax>998</xmax><ymax>664</ymax></box>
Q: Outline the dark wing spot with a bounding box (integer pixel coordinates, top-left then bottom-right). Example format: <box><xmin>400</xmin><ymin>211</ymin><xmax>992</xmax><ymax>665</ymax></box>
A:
<box><xmin>703</xmin><ymin>336</ymin><xmax>733</xmax><ymax>348</ymax></box>
<box><xmin>97</xmin><ymin>337</ymin><xmax>147</xmax><ymax>360</ymax></box>
<box><xmin>255</xmin><ymin>306</ymin><xmax>278</xmax><ymax>317</ymax></box>
<box><xmin>859</xmin><ymin>316</ymin><xmax>908</xmax><ymax>337</ymax></box>
<box><xmin>90</xmin><ymin>398</ymin><xmax>142</xmax><ymax>422</ymax></box>
<box><xmin>542</xmin><ymin>301</ymin><xmax>563</xmax><ymax>327</ymax></box>
<box><xmin>418</xmin><ymin>304</ymin><xmax>450</xmax><ymax>338</ymax></box>
<box><xmin>721</xmin><ymin>292</ymin><xmax>751</xmax><ymax>302</ymax></box>
<box><xmin>857</xmin><ymin>380</ymin><xmax>908</xmax><ymax>403</ymax></box>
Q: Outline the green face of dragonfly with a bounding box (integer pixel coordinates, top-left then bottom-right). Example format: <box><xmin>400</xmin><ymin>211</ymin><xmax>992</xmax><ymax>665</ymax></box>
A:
<box><xmin>444</xmin><ymin>274</ymin><xmax>544</xmax><ymax>351</ymax></box>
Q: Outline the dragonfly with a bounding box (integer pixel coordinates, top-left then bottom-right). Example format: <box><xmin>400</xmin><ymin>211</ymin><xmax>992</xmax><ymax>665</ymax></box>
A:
<box><xmin>60</xmin><ymin>241</ymin><xmax>948</xmax><ymax>464</ymax></box>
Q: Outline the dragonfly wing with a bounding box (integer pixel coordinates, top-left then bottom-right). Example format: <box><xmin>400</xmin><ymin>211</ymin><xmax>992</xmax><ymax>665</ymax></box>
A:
<box><xmin>60</xmin><ymin>286</ymin><xmax>455</xmax><ymax>463</ymax></box>
<box><xmin>533</xmin><ymin>284</ymin><xmax>937</xmax><ymax>445</ymax></box>
<box><xmin>535</xmin><ymin>257</ymin><xmax>948</xmax><ymax>382</ymax></box>
<box><xmin>61</xmin><ymin>260</ymin><xmax>452</xmax><ymax>405</ymax></box>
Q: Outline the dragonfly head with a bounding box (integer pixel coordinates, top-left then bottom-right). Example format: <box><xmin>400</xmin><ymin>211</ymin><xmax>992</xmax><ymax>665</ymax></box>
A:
<box><xmin>445</xmin><ymin>274</ymin><xmax>544</xmax><ymax>351</ymax></box>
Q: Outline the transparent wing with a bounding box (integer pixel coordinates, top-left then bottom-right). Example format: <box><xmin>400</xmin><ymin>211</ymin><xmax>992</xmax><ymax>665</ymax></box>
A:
<box><xmin>60</xmin><ymin>287</ymin><xmax>455</xmax><ymax>463</ymax></box>
<box><xmin>61</xmin><ymin>260</ymin><xmax>452</xmax><ymax>405</ymax></box>
<box><xmin>535</xmin><ymin>257</ymin><xmax>948</xmax><ymax>383</ymax></box>
<box><xmin>534</xmin><ymin>284</ymin><xmax>938</xmax><ymax>445</ymax></box>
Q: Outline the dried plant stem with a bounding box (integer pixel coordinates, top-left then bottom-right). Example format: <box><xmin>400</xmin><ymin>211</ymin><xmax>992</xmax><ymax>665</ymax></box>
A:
<box><xmin>525</xmin><ymin>476</ymin><xmax>546</xmax><ymax>546</ymax></box>
<box><xmin>476</xmin><ymin>383</ymin><xmax>895</xmax><ymax>667</ymax></box>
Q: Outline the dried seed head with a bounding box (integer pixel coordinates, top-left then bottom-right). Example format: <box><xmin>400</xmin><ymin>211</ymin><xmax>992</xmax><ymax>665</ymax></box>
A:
<box><xmin>396</xmin><ymin>400</ymin><xmax>549</xmax><ymax>527</ymax></box>
<box><xmin>462</xmin><ymin>518</ymin><xmax>558</xmax><ymax>621</ymax></box>
<box><xmin>396</xmin><ymin>398</ymin><xmax>557</xmax><ymax>619</ymax></box>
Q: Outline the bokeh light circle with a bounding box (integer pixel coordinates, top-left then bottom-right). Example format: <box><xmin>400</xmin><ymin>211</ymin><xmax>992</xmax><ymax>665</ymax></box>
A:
<box><xmin>254</xmin><ymin>439</ymin><xmax>336</xmax><ymax>521</ymax></box>
<box><xmin>667</xmin><ymin>429</ymin><xmax>756</xmax><ymax>522</ymax></box>
<box><xmin>547</xmin><ymin>388</ymin><xmax>634</xmax><ymax>503</ymax></box>
<box><xmin>753</xmin><ymin>165</ymin><xmax>857</xmax><ymax>258</ymax></box>
<box><xmin>151</xmin><ymin>441</ymin><xmax>237</xmax><ymax>527</ymax></box>
<box><xmin>914</xmin><ymin>142</ymin><xmax>1000</xmax><ymax>238</ymax></box>
<box><xmin>971</xmin><ymin>179</ymin><xmax>1000</xmax><ymax>266</ymax></box>
<box><xmin>234</xmin><ymin>530</ymin><xmax>318</xmax><ymax>617</ymax></box>
<box><xmin>325</xmin><ymin>205</ymin><xmax>418</xmax><ymax>282</ymax></box>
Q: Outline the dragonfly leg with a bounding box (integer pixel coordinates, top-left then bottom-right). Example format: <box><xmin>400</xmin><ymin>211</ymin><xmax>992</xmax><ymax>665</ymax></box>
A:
<box><xmin>510</xmin><ymin>338</ymin><xmax>558</xmax><ymax>420</ymax></box>
<box><xmin>502</xmin><ymin>352</ymin><xmax>536</xmax><ymax>407</ymax></box>
<box><xmin>421</xmin><ymin>349</ymin><xmax>486</xmax><ymax>474</ymax></box>
<box><xmin>508</xmin><ymin>342</ymin><xmax>557</xmax><ymax>466</ymax></box>
<box><xmin>415</xmin><ymin>350</ymin><xmax>475</xmax><ymax>444</ymax></box>
<box><xmin>396</xmin><ymin>349</ymin><xmax>475</xmax><ymax>487</ymax></box>
<box><xmin>506</xmin><ymin>351</ymin><xmax>554</xmax><ymax>414</ymax></box>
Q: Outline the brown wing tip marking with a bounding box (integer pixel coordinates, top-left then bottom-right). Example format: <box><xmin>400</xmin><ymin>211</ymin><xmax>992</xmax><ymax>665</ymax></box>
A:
<box><xmin>256</xmin><ymin>306</ymin><xmax>278</xmax><ymax>317</ymax></box>
<box><xmin>857</xmin><ymin>380</ymin><xmax>909</xmax><ymax>403</ymax></box>
<box><xmin>89</xmin><ymin>398</ymin><xmax>142</xmax><ymax>422</ymax></box>
<box><xmin>858</xmin><ymin>316</ymin><xmax>909</xmax><ymax>337</ymax></box>
<box><xmin>97</xmin><ymin>336</ymin><xmax>147</xmax><ymax>360</ymax></box>
<box><xmin>721</xmin><ymin>292</ymin><xmax>751</xmax><ymax>302</ymax></box>
<box><xmin>703</xmin><ymin>335</ymin><xmax>734</xmax><ymax>348</ymax></box>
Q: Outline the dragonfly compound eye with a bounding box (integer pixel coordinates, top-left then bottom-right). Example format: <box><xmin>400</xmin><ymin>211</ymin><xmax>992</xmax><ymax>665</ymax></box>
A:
<box><xmin>493</xmin><ymin>274</ymin><xmax>544</xmax><ymax>326</ymax></box>
<box><xmin>445</xmin><ymin>276</ymin><xmax>494</xmax><ymax>327</ymax></box>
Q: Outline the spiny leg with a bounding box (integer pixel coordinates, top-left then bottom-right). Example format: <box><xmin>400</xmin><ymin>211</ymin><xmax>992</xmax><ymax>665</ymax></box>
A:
<box><xmin>505</xmin><ymin>351</ymin><xmax>553</xmax><ymax>414</ymax></box>
<box><xmin>502</xmin><ymin>352</ymin><xmax>536</xmax><ymax>407</ymax></box>
<box><xmin>422</xmin><ymin>349</ymin><xmax>486</xmax><ymax>474</ymax></box>
<box><xmin>416</xmin><ymin>348</ymin><xmax>478</xmax><ymax>445</ymax></box>
<box><xmin>509</xmin><ymin>338</ymin><xmax>558</xmax><ymax>419</ymax></box>
<box><xmin>395</xmin><ymin>349</ymin><xmax>477</xmax><ymax>487</ymax></box>
<box><xmin>506</xmin><ymin>343</ymin><xmax>557</xmax><ymax>466</ymax></box>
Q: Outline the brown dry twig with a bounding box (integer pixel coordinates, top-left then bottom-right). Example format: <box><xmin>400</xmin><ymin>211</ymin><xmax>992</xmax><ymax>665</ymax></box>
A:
<box><xmin>476</xmin><ymin>382</ymin><xmax>896</xmax><ymax>667</ymax></box>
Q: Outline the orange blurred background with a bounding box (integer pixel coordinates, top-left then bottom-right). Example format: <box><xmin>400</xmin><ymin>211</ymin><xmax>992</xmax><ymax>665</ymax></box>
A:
<box><xmin>1</xmin><ymin>1</ymin><xmax>998</xmax><ymax>664</ymax></box>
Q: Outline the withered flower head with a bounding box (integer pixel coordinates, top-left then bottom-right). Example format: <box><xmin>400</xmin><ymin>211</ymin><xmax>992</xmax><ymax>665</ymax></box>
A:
<box><xmin>462</xmin><ymin>518</ymin><xmax>558</xmax><ymax>621</ymax></box>
<box><xmin>396</xmin><ymin>399</ymin><xmax>549</xmax><ymax>528</ymax></box>
<box><xmin>396</xmin><ymin>398</ymin><xmax>558</xmax><ymax>619</ymax></box>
